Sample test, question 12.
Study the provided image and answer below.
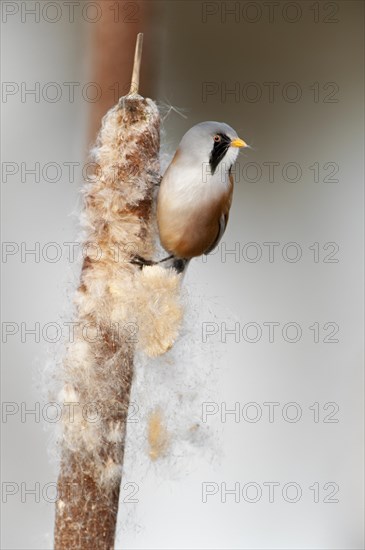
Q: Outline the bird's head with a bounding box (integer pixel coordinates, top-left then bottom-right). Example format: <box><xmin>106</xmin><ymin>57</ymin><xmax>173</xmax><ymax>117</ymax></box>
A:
<box><xmin>178</xmin><ymin>121</ymin><xmax>247</xmax><ymax>175</ymax></box>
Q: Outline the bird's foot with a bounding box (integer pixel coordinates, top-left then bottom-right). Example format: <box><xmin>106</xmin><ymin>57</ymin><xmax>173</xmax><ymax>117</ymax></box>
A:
<box><xmin>131</xmin><ymin>254</ymin><xmax>189</xmax><ymax>274</ymax></box>
<box><xmin>130</xmin><ymin>255</ymin><xmax>156</xmax><ymax>269</ymax></box>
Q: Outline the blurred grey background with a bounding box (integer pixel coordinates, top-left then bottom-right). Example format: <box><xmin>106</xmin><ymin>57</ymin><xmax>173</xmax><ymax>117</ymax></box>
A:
<box><xmin>1</xmin><ymin>1</ymin><xmax>364</xmax><ymax>548</ymax></box>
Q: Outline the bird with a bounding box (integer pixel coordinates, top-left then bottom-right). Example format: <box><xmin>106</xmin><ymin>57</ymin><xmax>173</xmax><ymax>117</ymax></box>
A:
<box><xmin>156</xmin><ymin>121</ymin><xmax>247</xmax><ymax>272</ymax></box>
<box><xmin>132</xmin><ymin>121</ymin><xmax>247</xmax><ymax>273</ymax></box>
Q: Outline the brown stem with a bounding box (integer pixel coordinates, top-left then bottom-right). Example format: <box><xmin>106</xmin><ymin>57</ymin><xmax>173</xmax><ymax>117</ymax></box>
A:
<box><xmin>129</xmin><ymin>33</ymin><xmax>144</xmax><ymax>95</ymax></box>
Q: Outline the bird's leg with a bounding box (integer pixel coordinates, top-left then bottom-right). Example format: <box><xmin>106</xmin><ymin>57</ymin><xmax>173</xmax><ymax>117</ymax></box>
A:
<box><xmin>158</xmin><ymin>254</ymin><xmax>174</xmax><ymax>263</ymax></box>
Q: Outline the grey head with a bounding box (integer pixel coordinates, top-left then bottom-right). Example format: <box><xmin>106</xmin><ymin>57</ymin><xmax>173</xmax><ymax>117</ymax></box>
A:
<box><xmin>178</xmin><ymin>121</ymin><xmax>247</xmax><ymax>175</ymax></box>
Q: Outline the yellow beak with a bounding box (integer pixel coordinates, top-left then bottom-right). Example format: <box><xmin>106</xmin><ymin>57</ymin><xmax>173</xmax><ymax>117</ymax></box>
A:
<box><xmin>230</xmin><ymin>137</ymin><xmax>247</xmax><ymax>148</ymax></box>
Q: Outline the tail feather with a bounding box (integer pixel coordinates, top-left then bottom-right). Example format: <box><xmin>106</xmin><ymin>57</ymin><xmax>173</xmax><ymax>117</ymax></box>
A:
<box><xmin>160</xmin><ymin>256</ymin><xmax>190</xmax><ymax>275</ymax></box>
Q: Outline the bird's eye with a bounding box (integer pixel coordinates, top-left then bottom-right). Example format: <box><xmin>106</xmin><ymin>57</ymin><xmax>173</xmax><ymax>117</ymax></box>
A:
<box><xmin>214</xmin><ymin>135</ymin><xmax>221</xmax><ymax>143</ymax></box>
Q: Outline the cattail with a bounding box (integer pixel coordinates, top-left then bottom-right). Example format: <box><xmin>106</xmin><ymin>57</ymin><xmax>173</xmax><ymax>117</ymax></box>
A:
<box><xmin>54</xmin><ymin>34</ymin><xmax>183</xmax><ymax>549</ymax></box>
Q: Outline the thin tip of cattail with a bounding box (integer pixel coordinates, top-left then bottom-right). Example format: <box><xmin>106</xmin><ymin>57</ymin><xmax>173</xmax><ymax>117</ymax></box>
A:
<box><xmin>128</xmin><ymin>33</ymin><xmax>144</xmax><ymax>96</ymax></box>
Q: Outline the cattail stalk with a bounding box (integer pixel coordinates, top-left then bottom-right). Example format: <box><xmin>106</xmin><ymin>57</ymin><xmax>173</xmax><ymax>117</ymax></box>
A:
<box><xmin>54</xmin><ymin>34</ymin><xmax>182</xmax><ymax>549</ymax></box>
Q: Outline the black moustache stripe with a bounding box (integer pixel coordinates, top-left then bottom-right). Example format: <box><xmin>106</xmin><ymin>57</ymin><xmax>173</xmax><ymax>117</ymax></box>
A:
<box><xmin>209</xmin><ymin>133</ymin><xmax>231</xmax><ymax>174</ymax></box>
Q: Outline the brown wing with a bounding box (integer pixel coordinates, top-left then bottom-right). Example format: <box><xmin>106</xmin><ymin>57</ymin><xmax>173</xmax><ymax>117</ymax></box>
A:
<box><xmin>204</xmin><ymin>171</ymin><xmax>234</xmax><ymax>255</ymax></box>
<box><xmin>204</xmin><ymin>212</ymin><xmax>228</xmax><ymax>254</ymax></box>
